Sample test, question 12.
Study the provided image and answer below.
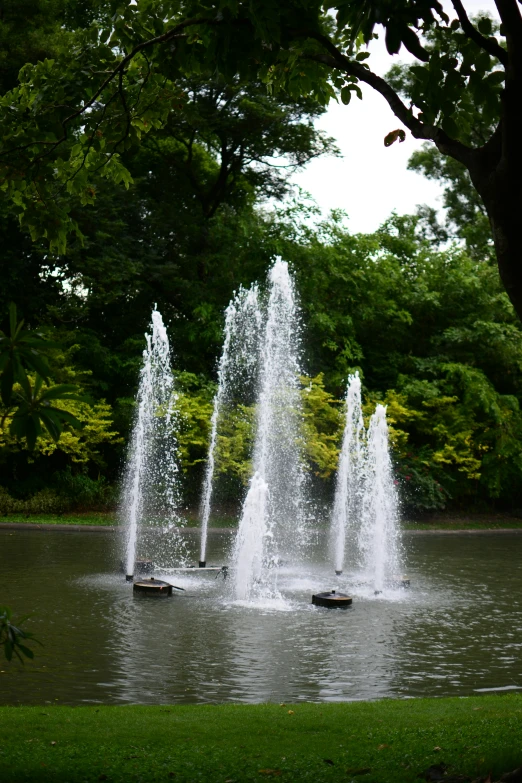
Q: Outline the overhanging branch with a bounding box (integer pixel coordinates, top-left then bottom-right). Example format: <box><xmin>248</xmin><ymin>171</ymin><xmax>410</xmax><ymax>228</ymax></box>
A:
<box><xmin>0</xmin><ymin>16</ymin><xmax>215</xmax><ymax>161</ymax></box>
<box><xmin>494</xmin><ymin>0</ymin><xmax>522</xmax><ymax>39</ymax></box>
<box><xmin>451</xmin><ymin>0</ymin><xmax>507</xmax><ymax>65</ymax></box>
<box><xmin>304</xmin><ymin>32</ymin><xmax>473</xmax><ymax>167</ymax></box>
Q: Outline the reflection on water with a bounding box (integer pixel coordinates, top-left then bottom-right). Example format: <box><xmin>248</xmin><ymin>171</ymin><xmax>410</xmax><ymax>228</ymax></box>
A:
<box><xmin>1</xmin><ymin>530</ymin><xmax>521</xmax><ymax>705</ymax></box>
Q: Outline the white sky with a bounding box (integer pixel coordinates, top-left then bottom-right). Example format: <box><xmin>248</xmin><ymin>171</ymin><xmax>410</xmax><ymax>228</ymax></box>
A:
<box><xmin>290</xmin><ymin>1</ymin><xmax>500</xmax><ymax>234</ymax></box>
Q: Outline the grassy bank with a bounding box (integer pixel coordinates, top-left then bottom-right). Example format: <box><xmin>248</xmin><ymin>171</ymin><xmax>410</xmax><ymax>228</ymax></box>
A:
<box><xmin>0</xmin><ymin>513</ymin><xmax>232</xmax><ymax>528</ymax></box>
<box><xmin>1</xmin><ymin>697</ymin><xmax>521</xmax><ymax>782</ymax></box>
<box><xmin>0</xmin><ymin>512</ymin><xmax>118</xmax><ymax>526</ymax></box>
<box><xmin>1</xmin><ymin>511</ymin><xmax>522</xmax><ymax>530</ymax></box>
<box><xmin>402</xmin><ymin>514</ymin><xmax>522</xmax><ymax>531</ymax></box>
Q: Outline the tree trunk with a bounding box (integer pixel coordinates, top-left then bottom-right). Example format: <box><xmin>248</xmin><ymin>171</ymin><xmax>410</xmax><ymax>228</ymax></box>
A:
<box><xmin>462</xmin><ymin>58</ymin><xmax>522</xmax><ymax>323</ymax></box>
<box><xmin>488</xmin><ymin>203</ymin><xmax>522</xmax><ymax>322</ymax></box>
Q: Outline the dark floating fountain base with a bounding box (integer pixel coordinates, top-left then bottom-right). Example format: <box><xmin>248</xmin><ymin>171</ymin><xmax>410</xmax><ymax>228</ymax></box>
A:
<box><xmin>199</xmin><ymin>561</ymin><xmax>206</xmax><ymax>568</ymax></box>
<box><xmin>133</xmin><ymin>577</ymin><xmax>173</xmax><ymax>597</ymax></box>
<box><xmin>335</xmin><ymin>570</ymin><xmax>342</xmax><ymax>576</ymax></box>
<box><xmin>312</xmin><ymin>590</ymin><xmax>352</xmax><ymax>608</ymax></box>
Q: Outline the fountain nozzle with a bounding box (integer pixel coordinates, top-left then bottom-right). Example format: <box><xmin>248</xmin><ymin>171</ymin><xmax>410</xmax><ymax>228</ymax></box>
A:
<box><xmin>126</xmin><ymin>574</ymin><xmax>134</xmax><ymax>583</ymax></box>
<box><xmin>199</xmin><ymin>561</ymin><xmax>206</xmax><ymax>568</ymax></box>
<box><xmin>335</xmin><ymin>570</ymin><xmax>342</xmax><ymax>576</ymax></box>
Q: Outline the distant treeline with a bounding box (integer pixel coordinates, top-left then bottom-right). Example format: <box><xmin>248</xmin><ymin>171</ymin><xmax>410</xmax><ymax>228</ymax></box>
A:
<box><xmin>2</xmin><ymin>207</ymin><xmax>522</xmax><ymax>517</ymax></box>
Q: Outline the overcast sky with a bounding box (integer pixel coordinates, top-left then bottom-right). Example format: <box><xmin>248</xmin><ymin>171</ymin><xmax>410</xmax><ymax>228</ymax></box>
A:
<box><xmin>290</xmin><ymin>1</ymin><xmax>500</xmax><ymax>234</ymax></box>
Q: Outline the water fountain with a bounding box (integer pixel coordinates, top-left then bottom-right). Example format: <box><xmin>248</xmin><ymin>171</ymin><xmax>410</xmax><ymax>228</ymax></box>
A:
<box><xmin>120</xmin><ymin>268</ymin><xmax>402</xmax><ymax>600</ymax></box>
<box><xmin>328</xmin><ymin>368</ymin><xmax>402</xmax><ymax>592</ymax></box>
<box><xmin>121</xmin><ymin>307</ymin><xmax>186</xmax><ymax>581</ymax></box>
<box><xmin>330</xmin><ymin>372</ymin><xmax>365</xmax><ymax>577</ymax></box>
<box><xmin>199</xmin><ymin>285</ymin><xmax>261</xmax><ymax>568</ymax></box>
<box><xmin>232</xmin><ymin>259</ymin><xmax>307</xmax><ymax>602</ymax></box>
<box><xmin>358</xmin><ymin>404</ymin><xmax>402</xmax><ymax>593</ymax></box>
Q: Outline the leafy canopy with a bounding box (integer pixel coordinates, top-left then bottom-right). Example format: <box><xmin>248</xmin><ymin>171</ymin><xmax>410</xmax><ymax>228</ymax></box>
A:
<box><xmin>0</xmin><ymin>0</ymin><xmax>508</xmax><ymax>253</ymax></box>
<box><xmin>0</xmin><ymin>304</ymin><xmax>82</xmax><ymax>450</ymax></box>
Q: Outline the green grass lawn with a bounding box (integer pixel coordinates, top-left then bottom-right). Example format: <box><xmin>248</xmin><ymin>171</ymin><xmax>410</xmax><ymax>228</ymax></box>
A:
<box><xmin>0</xmin><ymin>512</ymin><xmax>118</xmax><ymax>526</ymax></box>
<box><xmin>402</xmin><ymin>516</ymin><xmax>522</xmax><ymax>531</ymax></box>
<box><xmin>1</xmin><ymin>513</ymin><xmax>522</xmax><ymax>530</ymax></box>
<box><xmin>0</xmin><ymin>513</ymin><xmax>233</xmax><ymax>528</ymax></box>
<box><xmin>1</xmin><ymin>697</ymin><xmax>521</xmax><ymax>782</ymax></box>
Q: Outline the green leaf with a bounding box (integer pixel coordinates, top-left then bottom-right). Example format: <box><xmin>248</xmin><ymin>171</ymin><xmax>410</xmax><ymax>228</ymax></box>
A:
<box><xmin>487</xmin><ymin>71</ymin><xmax>505</xmax><ymax>86</ymax></box>
<box><xmin>24</xmin><ymin>352</ymin><xmax>49</xmax><ymax>381</ymax></box>
<box><xmin>16</xmin><ymin>644</ymin><xmax>34</xmax><ymax>660</ymax></box>
<box><xmin>25</xmin><ymin>416</ymin><xmax>40</xmax><ymax>451</ymax></box>
<box><xmin>401</xmin><ymin>27</ymin><xmax>429</xmax><ymax>62</ymax></box>
<box><xmin>39</xmin><ymin>410</ymin><xmax>62</xmax><ymax>441</ymax></box>
<box><xmin>9</xmin><ymin>406</ymin><xmax>29</xmax><ymax>438</ymax></box>
<box><xmin>39</xmin><ymin>384</ymin><xmax>79</xmax><ymax>401</ymax></box>
<box><xmin>8</xmin><ymin>302</ymin><xmax>17</xmax><ymax>337</ymax></box>
<box><xmin>17</xmin><ymin>368</ymin><xmax>33</xmax><ymax>400</ymax></box>
<box><xmin>477</xmin><ymin>17</ymin><xmax>492</xmax><ymax>36</ymax></box>
<box><xmin>340</xmin><ymin>86</ymin><xmax>351</xmax><ymax>105</ymax></box>
<box><xmin>1</xmin><ymin>361</ymin><xmax>14</xmax><ymax>406</ymax></box>
<box><xmin>442</xmin><ymin>115</ymin><xmax>459</xmax><ymax>138</ymax></box>
<box><xmin>385</xmin><ymin>24</ymin><xmax>402</xmax><ymax>55</ymax></box>
<box><xmin>46</xmin><ymin>407</ymin><xmax>83</xmax><ymax>428</ymax></box>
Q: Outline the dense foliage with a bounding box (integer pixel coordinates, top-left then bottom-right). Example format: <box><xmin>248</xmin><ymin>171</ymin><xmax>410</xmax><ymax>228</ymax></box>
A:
<box><xmin>2</xmin><ymin>1</ymin><xmax>522</xmax><ymax>519</ymax></box>
<box><xmin>2</xmin><ymin>0</ymin><xmax>522</xmax><ymax>337</ymax></box>
<box><xmin>3</xmin><ymin>202</ymin><xmax>522</xmax><ymax>516</ymax></box>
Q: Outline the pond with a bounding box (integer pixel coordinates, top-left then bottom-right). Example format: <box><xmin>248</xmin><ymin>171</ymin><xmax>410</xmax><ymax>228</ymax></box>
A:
<box><xmin>1</xmin><ymin>529</ymin><xmax>522</xmax><ymax>706</ymax></box>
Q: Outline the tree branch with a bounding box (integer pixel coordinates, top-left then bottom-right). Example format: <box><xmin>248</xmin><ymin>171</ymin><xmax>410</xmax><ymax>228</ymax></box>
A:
<box><xmin>0</xmin><ymin>16</ymin><xmax>215</xmax><ymax>161</ymax></box>
<box><xmin>60</xmin><ymin>18</ymin><xmax>214</xmax><ymax>135</ymax></box>
<box><xmin>451</xmin><ymin>0</ymin><xmax>507</xmax><ymax>65</ymax></box>
<box><xmin>304</xmin><ymin>33</ymin><xmax>474</xmax><ymax>167</ymax></box>
<box><xmin>494</xmin><ymin>0</ymin><xmax>522</xmax><ymax>34</ymax></box>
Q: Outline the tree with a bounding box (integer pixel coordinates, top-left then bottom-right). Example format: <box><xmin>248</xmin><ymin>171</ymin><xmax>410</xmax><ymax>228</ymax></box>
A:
<box><xmin>408</xmin><ymin>147</ymin><xmax>494</xmax><ymax>261</ymax></box>
<box><xmin>37</xmin><ymin>76</ymin><xmax>334</xmax><ymax>384</ymax></box>
<box><xmin>279</xmin><ymin>208</ymin><xmax>522</xmax><ymax>511</ymax></box>
<box><xmin>3</xmin><ymin>0</ymin><xmax>522</xmax><ymax>324</ymax></box>
<box><xmin>0</xmin><ymin>304</ymin><xmax>83</xmax><ymax>450</ymax></box>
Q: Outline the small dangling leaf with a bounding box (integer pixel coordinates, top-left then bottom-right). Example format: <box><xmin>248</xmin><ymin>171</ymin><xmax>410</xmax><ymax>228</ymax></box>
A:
<box><xmin>384</xmin><ymin>129</ymin><xmax>406</xmax><ymax>147</ymax></box>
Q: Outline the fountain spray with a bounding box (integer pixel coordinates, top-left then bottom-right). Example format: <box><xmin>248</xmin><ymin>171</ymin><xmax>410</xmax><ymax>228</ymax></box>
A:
<box><xmin>199</xmin><ymin>286</ymin><xmax>261</xmax><ymax>567</ymax></box>
<box><xmin>122</xmin><ymin>308</ymin><xmax>183</xmax><ymax>580</ymax></box>
<box><xmin>233</xmin><ymin>259</ymin><xmax>306</xmax><ymax>601</ymax></box>
<box><xmin>358</xmin><ymin>405</ymin><xmax>402</xmax><ymax>592</ymax></box>
<box><xmin>330</xmin><ymin>372</ymin><xmax>365</xmax><ymax>576</ymax></box>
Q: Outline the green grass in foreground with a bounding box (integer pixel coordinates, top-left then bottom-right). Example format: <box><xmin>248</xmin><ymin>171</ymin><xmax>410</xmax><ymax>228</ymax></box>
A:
<box><xmin>1</xmin><ymin>696</ymin><xmax>522</xmax><ymax>782</ymax></box>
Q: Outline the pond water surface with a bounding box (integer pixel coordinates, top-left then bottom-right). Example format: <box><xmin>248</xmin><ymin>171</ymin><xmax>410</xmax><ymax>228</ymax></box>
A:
<box><xmin>1</xmin><ymin>529</ymin><xmax>521</xmax><ymax>705</ymax></box>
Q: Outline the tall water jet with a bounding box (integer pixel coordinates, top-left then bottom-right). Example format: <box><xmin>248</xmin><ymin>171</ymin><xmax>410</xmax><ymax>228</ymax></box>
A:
<box><xmin>357</xmin><ymin>405</ymin><xmax>401</xmax><ymax>592</ymax></box>
<box><xmin>233</xmin><ymin>259</ymin><xmax>306</xmax><ymax>602</ymax></box>
<box><xmin>199</xmin><ymin>286</ymin><xmax>261</xmax><ymax>567</ymax></box>
<box><xmin>330</xmin><ymin>372</ymin><xmax>365</xmax><ymax>576</ymax></box>
<box><xmin>122</xmin><ymin>308</ymin><xmax>184</xmax><ymax>580</ymax></box>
